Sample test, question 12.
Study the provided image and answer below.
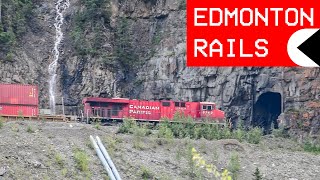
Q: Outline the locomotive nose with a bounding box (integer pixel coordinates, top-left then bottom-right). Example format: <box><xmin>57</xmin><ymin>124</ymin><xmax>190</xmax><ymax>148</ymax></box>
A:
<box><xmin>218</xmin><ymin>109</ymin><xmax>225</xmax><ymax>118</ymax></box>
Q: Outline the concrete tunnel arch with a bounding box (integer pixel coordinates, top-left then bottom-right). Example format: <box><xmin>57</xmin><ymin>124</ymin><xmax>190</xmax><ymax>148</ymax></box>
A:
<box><xmin>252</xmin><ymin>92</ymin><xmax>282</xmax><ymax>133</ymax></box>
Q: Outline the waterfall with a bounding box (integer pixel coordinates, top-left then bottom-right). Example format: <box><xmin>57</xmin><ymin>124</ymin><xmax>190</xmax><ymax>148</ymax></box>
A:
<box><xmin>48</xmin><ymin>0</ymin><xmax>70</xmax><ymax>115</ymax></box>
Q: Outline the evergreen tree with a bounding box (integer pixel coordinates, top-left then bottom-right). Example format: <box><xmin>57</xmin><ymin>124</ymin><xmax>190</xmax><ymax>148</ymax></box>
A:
<box><xmin>253</xmin><ymin>167</ymin><xmax>262</xmax><ymax>180</ymax></box>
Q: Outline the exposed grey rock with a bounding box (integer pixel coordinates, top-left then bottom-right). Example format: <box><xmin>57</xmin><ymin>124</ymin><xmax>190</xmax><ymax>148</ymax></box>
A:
<box><xmin>0</xmin><ymin>167</ymin><xmax>6</xmax><ymax>176</ymax></box>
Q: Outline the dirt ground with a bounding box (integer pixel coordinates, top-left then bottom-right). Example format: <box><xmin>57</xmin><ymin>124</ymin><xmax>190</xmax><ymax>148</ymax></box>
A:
<box><xmin>0</xmin><ymin>121</ymin><xmax>319</xmax><ymax>180</ymax></box>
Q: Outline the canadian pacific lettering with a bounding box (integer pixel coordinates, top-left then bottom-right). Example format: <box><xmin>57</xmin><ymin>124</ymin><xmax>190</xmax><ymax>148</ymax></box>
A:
<box><xmin>129</xmin><ymin>105</ymin><xmax>160</xmax><ymax>115</ymax></box>
<box><xmin>129</xmin><ymin>105</ymin><xmax>160</xmax><ymax>110</ymax></box>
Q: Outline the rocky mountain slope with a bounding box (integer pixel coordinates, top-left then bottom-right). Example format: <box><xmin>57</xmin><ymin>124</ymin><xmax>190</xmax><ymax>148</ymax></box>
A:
<box><xmin>0</xmin><ymin>121</ymin><xmax>319</xmax><ymax>180</ymax></box>
<box><xmin>0</xmin><ymin>0</ymin><xmax>319</xmax><ymax>137</ymax></box>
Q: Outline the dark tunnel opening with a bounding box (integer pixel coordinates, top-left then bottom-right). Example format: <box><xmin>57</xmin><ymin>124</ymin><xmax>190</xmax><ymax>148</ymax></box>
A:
<box><xmin>253</xmin><ymin>92</ymin><xmax>282</xmax><ymax>134</ymax></box>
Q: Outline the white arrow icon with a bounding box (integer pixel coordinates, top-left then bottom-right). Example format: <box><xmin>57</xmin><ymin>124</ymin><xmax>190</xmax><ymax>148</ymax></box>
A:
<box><xmin>287</xmin><ymin>28</ymin><xmax>320</xmax><ymax>67</ymax></box>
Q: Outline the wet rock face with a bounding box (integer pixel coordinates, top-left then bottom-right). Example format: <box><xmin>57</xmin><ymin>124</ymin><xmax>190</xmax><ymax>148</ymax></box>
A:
<box><xmin>0</xmin><ymin>0</ymin><xmax>319</xmax><ymax>135</ymax></box>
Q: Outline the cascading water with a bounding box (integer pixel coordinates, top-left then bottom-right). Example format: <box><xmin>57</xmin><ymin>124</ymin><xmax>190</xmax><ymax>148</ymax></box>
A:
<box><xmin>48</xmin><ymin>0</ymin><xmax>70</xmax><ymax>115</ymax></box>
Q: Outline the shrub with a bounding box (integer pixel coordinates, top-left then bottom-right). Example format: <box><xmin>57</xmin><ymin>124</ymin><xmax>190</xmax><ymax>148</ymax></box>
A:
<box><xmin>191</xmin><ymin>147</ymin><xmax>232</xmax><ymax>179</ymax></box>
<box><xmin>232</xmin><ymin>119</ymin><xmax>244</xmax><ymax>139</ymax></box>
<box><xmin>253</xmin><ymin>167</ymin><xmax>263</xmax><ymax>180</ymax></box>
<box><xmin>86</xmin><ymin>140</ymin><xmax>94</xmax><ymax>150</ymax></box>
<box><xmin>0</xmin><ymin>116</ymin><xmax>3</xmax><ymax>129</ymax></box>
<box><xmin>118</xmin><ymin>118</ymin><xmax>137</xmax><ymax>134</ymax></box>
<box><xmin>104</xmin><ymin>136</ymin><xmax>119</xmax><ymax>155</ymax></box>
<box><xmin>246</xmin><ymin>127</ymin><xmax>263</xmax><ymax>144</ymax></box>
<box><xmin>133</xmin><ymin>138</ymin><xmax>144</xmax><ymax>150</ymax></box>
<box><xmin>193</xmin><ymin>126</ymin><xmax>203</xmax><ymax>139</ymax></box>
<box><xmin>170</xmin><ymin>122</ymin><xmax>185</xmax><ymax>138</ymax></box>
<box><xmin>18</xmin><ymin>111</ymin><xmax>24</xmax><ymax>120</ymax></box>
<box><xmin>26</xmin><ymin>125</ymin><xmax>35</xmax><ymax>133</ymax></box>
<box><xmin>74</xmin><ymin>149</ymin><xmax>90</xmax><ymax>172</ymax></box>
<box><xmin>133</xmin><ymin>124</ymin><xmax>151</xmax><ymax>137</ymax></box>
<box><xmin>272</xmin><ymin>127</ymin><xmax>289</xmax><ymax>138</ymax></box>
<box><xmin>61</xmin><ymin>168</ymin><xmax>68</xmax><ymax>177</ymax></box>
<box><xmin>233</xmin><ymin>128</ymin><xmax>246</xmax><ymax>142</ymax></box>
<box><xmin>94</xmin><ymin>123</ymin><xmax>101</xmax><ymax>130</ymax></box>
<box><xmin>152</xmin><ymin>34</ymin><xmax>162</xmax><ymax>45</ymax></box>
<box><xmin>119</xmin><ymin>118</ymin><xmax>151</xmax><ymax>136</ymax></box>
<box><xmin>155</xmin><ymin>138</ymin><xmax>169</xmax><ymax>146</ymax></box>
<box><xmin>228</xmin><ymin>152</ymin><xmax>241</xmax><ymax>180</ymax></box>
<box><xmin>186</xmin><ymin>144</ymin><xmax>196</xmax><ymax>176</ymax></box>
<box><xmin>0</xmin><ymin>31</ymin><xmax>15</xmax><ymax>44</ymax></box>
<box><xmin>132</xmin><ymin>125</ymin><xmax>149</xmax><ymax>150</ymax></box>
<box><xmin>206</xmin><ymin>124</ymin><xmax>221</xmax><ymax>140</ymax></box>
<box><xmin>55</xmin><ymin>153</ymin><xmax>65</xmax><ymax>168</ymax></box>
<box><xmin>175</xmin><ymin>147</ymin><xmax>183</xmax><ymax>161</ymax></box>
<box><xmin>178</xmin><ymin>0</ymin><xmax>186</xmax><ymax>10</ymax></box>
<box><xmin>11</xmin><ymin>124</ymin><xmax>19</xmax><ymax>132</ymax></box>
<box><xmin>157</xmin><ymin>124</ymin><xmax>174</xmax><ymax>140</ymax></box>
<box><xmin>140</xmin><ymin>166</ymin><xmax>153</xmax><ymax>179</ymax></box>
<box><xmin>303</xmin><ymin>141</ymin><xmax>320</xmax><ymax>154</ymax></box>
<box><xmin>5</xmin><ymin>52</ymin><xmax>14</xmax><ymax>62</ymax></box>
<box><xmin>220</xmin><ymin>126</ymin><xmax>233</xmax><ymax>139</ymax></box>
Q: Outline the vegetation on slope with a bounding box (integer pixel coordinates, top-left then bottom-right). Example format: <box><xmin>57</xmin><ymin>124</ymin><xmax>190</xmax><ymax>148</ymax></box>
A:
<box><xmin>118</xmin><ymin>113</ymin><xmax>263</xmax><ymax>144</ymax></box>
<box><xmin>71</xmin><ymin>0</ymin><xmax>111</xmax><ymax>56</ymax></box>
<box><xmin>70</xmin><ymin>0</ymin><xmax>142</xmax><ymax>75</ymax></box>
<box><xmin>0</xmin><ymin>0</ymin><xmax>33</xmax><ymax>61</ymax></box>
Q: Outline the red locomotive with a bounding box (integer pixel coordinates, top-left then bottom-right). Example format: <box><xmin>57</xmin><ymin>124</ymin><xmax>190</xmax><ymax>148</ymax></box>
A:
<box><xmin>82</xmin><ymin>97</ymin><xmax>226</xmax><ymax>123</ymax></box>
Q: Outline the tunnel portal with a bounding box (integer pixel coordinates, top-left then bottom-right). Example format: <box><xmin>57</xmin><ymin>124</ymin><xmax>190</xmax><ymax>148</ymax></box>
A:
<box><xmin>253</xmin><ymin>92</ymin><xmax>282</xmax><ymax>133</ymax></box>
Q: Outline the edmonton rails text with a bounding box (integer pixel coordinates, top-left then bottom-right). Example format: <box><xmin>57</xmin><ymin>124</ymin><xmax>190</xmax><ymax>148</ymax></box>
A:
<box><xmin>194</xmin><ymin>8</ymin><xmax>314</xmax><ymax>26</ymax></box>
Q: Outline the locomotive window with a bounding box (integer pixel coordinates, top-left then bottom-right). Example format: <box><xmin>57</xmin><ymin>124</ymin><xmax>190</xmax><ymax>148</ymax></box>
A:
<box><xmin>175</xmin><ymin>102</ymin><xmax>180</xmax><ymax>107</ymax></box>
<box><xmin>202</xmin><ymin>105</ymin><xmax>213</xmax><ymax>111</ymax></box>
<box><xmin>101</xmin><ymin>103</ymin><xmax>108</xmax><ymax>107</ymax></box>
<box><xmin>162</xmin><ymin>102</ymin><xmax>170</xmax><ymax>107</ymax></box>
<box><xmin>92</xmin><ymin>107</ymin><xmax>95</xmax><ymax>115</ymax></box>
<box><xmin>112</xmin><ymin>105</ymin><xmax>122</xmax><ymax>116</ymax></box>
<box><xmin>101</xmin><ymin>109</ymin><xmax>105</xmax><ymax>117</ymax></box>
<box><xmin>181</xmin><ymin>102</ymin><xmax>186</xmax><ymax>107</ymax></box>
<box><xmin>112</xmin><ymin>110</ymin><xmax>118</xmax><ymax>116</ymax></box>
<box><xmin>202</xmin><ymin>105</ymin><xmax>207</xmax><ymax>110</ymax></box>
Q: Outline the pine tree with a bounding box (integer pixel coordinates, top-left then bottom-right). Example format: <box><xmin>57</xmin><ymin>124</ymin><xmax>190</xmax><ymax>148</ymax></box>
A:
<box><xmin>253</xmin><ymin>167</ymin><xmax>262</xmax><ymax>180</ymax></box>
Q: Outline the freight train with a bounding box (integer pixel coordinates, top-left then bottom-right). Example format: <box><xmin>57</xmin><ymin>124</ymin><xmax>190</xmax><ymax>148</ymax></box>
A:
<box><xmin>0</xmin><ymin>84</ymin><xmax>226</xmax><ymax>124</ymax></box>
<box><xmin>81</xmin><ymin>97</ymin><xmax>226</xmax><ymax>123</ymax></box>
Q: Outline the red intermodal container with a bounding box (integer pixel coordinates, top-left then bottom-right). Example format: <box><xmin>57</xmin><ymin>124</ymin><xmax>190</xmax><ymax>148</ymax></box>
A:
<box><xmin>0</xmin><ymin>104</ymin><xmax>39</xmax><ymax>116</ymax></box>
<box><xmin>0</xmin><ymin>84</ymin><xmax>38</xmax><ymax>106</ymax></box>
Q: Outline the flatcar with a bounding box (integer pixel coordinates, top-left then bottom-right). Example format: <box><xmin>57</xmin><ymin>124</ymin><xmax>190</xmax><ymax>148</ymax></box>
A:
<box><xmin>81</xmin><ymin>97</ymin><xmax>226</xmax><ymax>124</ymax></box>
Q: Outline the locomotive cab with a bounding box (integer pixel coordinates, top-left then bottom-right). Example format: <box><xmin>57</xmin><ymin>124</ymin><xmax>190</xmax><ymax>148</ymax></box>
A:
<box><xmin>200</xmin><ymin>102</ymin><xmax>225</xmax><ymax>123</ymax></box>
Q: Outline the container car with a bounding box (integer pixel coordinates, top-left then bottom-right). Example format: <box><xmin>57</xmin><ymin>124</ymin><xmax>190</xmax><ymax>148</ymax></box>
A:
<box><xmin>0</xmin><ymin>104</ymin><xmax>38</xmax><ymax>117</ymax></box>
<box><xmin>82</xmin><ymin>97</ymin><xmax>226</xmax><ymax>124</ymax></box>
<box><xmin>0</xmin><ymin>84</ymin><xmax>38</xmax><ymax>106</ymax></box>
<box><xmin>0</xmin><ymin>83</ymin><xmax>39</xmax><ymax>117</ymax></box>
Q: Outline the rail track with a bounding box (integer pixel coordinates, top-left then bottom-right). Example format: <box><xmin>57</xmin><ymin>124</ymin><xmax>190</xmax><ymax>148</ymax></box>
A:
<box><xmin>1</xmin><ymin>115</ymin><xmax>231</xmax><ymax>129</ymax></box>
<box><xmin>1</xmin><ymin>115</ymin><xmax>77</xmax><ymax>122</ymax></box>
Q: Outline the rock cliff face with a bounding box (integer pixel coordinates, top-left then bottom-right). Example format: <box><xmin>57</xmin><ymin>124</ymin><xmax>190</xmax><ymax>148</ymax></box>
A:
<box><xmin>0</xmin><ymin>0</ymin><xmax>319</xmax><ymax>136</ymax></box>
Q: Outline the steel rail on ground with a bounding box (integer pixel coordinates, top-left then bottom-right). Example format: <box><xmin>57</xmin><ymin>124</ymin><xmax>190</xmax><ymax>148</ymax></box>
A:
<box><xmin>90</xmin><ymin>135</ymin><xmax>122</xmax><ymax>180</ymax></box>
